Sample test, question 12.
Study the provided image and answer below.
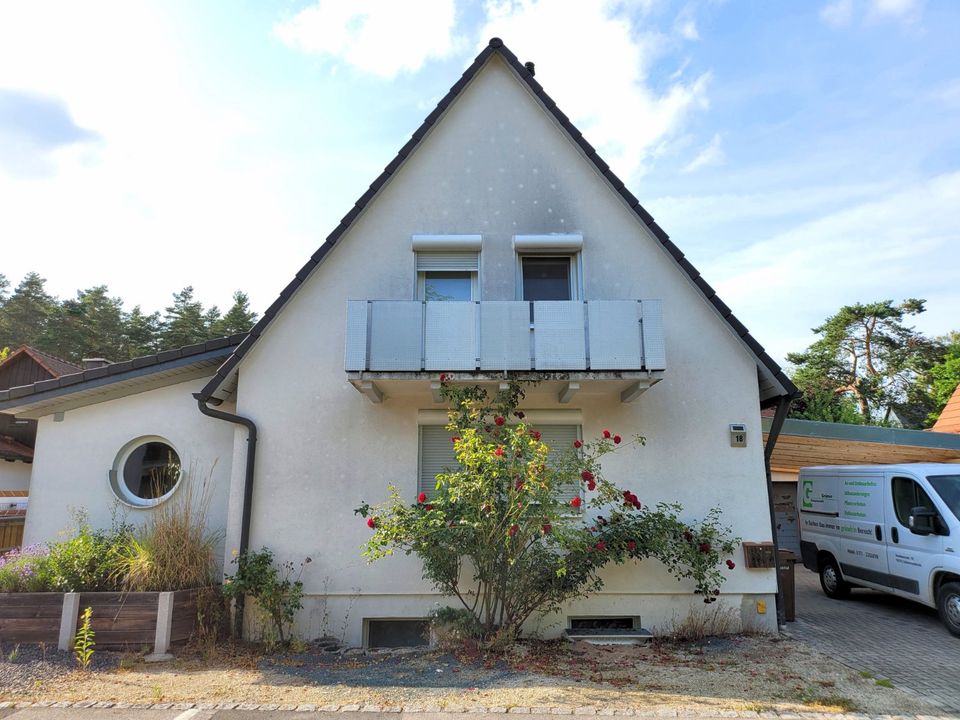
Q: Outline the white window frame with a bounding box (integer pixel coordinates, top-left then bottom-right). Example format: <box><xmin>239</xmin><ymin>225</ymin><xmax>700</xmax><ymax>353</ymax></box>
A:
<box><xmin>513</xmin><ymin>232</ymin><xmax>584</xmax><ymax>302</ymax></box>
<box><xmin>108</xmin><ymin>435</ymin><xmax>183</xmax><ymax>509</ymax></box>
<box><xmin>412</xmin><ymin>234</ymin><xmax>482</xmax><ymax>302</ymax></box>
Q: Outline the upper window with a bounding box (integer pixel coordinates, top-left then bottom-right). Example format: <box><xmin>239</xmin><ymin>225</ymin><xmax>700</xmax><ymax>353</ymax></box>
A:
<box><xmin>415</xmin><ymin>252</ymin><xmax>478</xmax><ymax>301</ymax></box>
<box><xmin>521</xmin><ymin>257</ymin><xmax>573</xmax><ymax>301</ymax></box>
<box><xmin>891</xmin><ymin>476</ymin><xmax>937</xmax><ymax>528</ymax></box>
<box><xmin>111</xmin><ymin>437</ymin><xmax>182</xmax><ymax>507</ymax></box>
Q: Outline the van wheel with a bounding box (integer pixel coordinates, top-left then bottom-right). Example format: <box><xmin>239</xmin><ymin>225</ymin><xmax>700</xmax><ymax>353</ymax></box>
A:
<box><xmin>819</xmin><ymin>557</ymin><xmax>850</xmax><ymax>599</ymax></box>
<box><xmin>937</xmin><ymin>582</ymin><xmax>960</xmax><ymax>637</ymax></box>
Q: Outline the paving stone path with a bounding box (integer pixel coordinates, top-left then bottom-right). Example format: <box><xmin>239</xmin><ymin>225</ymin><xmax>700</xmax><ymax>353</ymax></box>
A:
<box><xmin>788</xmin><ymin>568</ymin><xmax>960</xmax><ymax>714</ymax></box>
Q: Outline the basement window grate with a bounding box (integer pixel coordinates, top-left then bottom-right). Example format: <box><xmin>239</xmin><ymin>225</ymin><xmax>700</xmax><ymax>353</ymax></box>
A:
<box><xmin>365</xmin><ymin>619</ymin><xmax>431</xmax><ymax>649</ymax></box>
<box><xmin>568</xmin><ymin>617</ymin><xmax>637</xmax><ymax>630</ymax></box>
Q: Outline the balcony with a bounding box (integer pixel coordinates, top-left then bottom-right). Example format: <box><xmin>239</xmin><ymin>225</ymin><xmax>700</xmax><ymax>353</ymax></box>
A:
<box><xmin>344</xmin><ymin>300</ymin><xmax>665</xmax><ymax>404</ymax></box>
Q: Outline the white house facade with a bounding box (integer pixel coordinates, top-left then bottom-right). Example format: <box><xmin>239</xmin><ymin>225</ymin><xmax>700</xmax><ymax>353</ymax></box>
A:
<box><xmin>0</xmin><ymin>39</ymin><xmax>799</xmax><ymax>645</ymax></box>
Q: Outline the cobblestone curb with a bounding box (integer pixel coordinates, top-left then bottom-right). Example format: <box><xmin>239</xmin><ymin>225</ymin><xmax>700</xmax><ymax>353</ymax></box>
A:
<box><xmin>0</xmin><ymin>701</ymin><xmax>957</xmax><ymax>719</ymax></box>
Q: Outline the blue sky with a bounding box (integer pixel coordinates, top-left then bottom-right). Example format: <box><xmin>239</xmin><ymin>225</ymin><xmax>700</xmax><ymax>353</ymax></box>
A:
<box><xmin>0</xmin><ymin>0</ymin><xmax>957</xmax><ymax>363</ymax></box>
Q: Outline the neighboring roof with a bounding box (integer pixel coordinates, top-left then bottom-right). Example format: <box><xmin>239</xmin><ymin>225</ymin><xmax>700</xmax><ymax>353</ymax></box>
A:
<box><xmin>0</xmin><ymin>435</ymin><xmax>33</xmax><ymax>462</ymax></box>
<box><xmin>0</xmin><ymin>346</ymin><xmax>82</xmax><ymax>390</ymax></box>
<box><xmin>198</xmin><ymin>38</ymin><xmax>799</xmax><ymax>406</ymax></box>
<box><xmin>932</xmin><ymin>384</ymin><xmax>960</xmax><ymax>434</ymax></box>
<box><xmin>762</xmin><ymin>417</ymin><xmax>960</xmax><ymax>472</ymax></box>
<box><xmin>0</xmin><ymin>334</ymin><xmax>246</xmax><ymax>419</ymax></box>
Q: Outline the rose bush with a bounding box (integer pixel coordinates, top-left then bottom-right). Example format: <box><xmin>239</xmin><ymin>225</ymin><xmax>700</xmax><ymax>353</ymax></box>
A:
<box><xmin>356</xmin><ymin>380</ymin><xmax>738</xmax><ymax>642</ymax></box>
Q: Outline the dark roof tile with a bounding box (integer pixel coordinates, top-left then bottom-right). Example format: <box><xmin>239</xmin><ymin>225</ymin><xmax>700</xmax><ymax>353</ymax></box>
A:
<box><xmin>726</xmin><ymin>315</ymin><xmax>749</xmax><ymax>337</ymax></box>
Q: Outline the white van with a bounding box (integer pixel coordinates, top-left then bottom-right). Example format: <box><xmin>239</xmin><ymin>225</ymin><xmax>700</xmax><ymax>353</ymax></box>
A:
<box><xmin>798</xmin><ymin>463</ymin><xmax>960</xmax><ymax>637</ymax></box>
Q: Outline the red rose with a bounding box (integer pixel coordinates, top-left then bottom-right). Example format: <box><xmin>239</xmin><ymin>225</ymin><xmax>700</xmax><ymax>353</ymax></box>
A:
<box><xmin>581</xmin><ymin>470</ymin><xmax>594</xmax><ymax>482</ymax></box>
<box><xmin>439</xmin><ymin>373</ymin><xmax>448</xmax><ymax>382</ymax></box>
<box><xmin>367</xmin><ymin>517</ymin><xmax>376</xmax><ymax>529</ymax></box>
<box><xmin>494</xmin><ymin>447</ymin><xmax>504</xmax><ymax>457</ymax></box>
<box><xmin>587</xmin><ymin>480</ymin><xmax>596</xmax><ymax>492</ymax></box>
<box><xmin>602</xmin><ymin>429</ymin><xmax>611</xmax><ymax>439</ymax></box>
<box><xmin>542</xmin><ymin>523</ymin><xmax>552</xmax><ymax>534</ymax></box>
<box><xmin>683</xmin><ymin>530</ymin><xmax>694</xmax><ymax>542</ymax></box>
<box><xmin>573</xmin><ymin>440</ymin><xmax>582</xmax><ymax>449</ymax></box>
<box><xmin>515</xmin><ymin>480</ymin><xmax>525</xmax><ymax>491</ymax></box>
<box><xmin>632</xmin><ymin>499</ymin><xmax>642</xmax><ymax>510</ymax></box>
<box><xmin>570</xmin><ymin>496</ymin><xmax>583</xmax><ymax>509</ymax></box>
<box><xmin>514</xmin><ymin>411</ymin><xmax>525</xmax><ymax>419</ymax></box>
<box><xmin>595</xmin><ymin>541</ymin><xmax>606</xmax><ymax>551</ymax></box>
<box><xmin>495</xmin><ymin>416</ymin><xmax>506</xmax><ymax>426</ymax></box>
<box><xmin>451</xmin><ymin>436</ymin><xmax>460</xmax><ymax>444</ymax></box>
<box><xmin>508</xmin><ymin>524</ymin><xmax>519</xmax><ymax>537</ymax></box>
<box><xmin>726</xmin><ymin>559</ymin><xmax>736</xmax><ymax>569</ymax></box>
<box><xmin>627</xmin><ymin>540</ymin><xmax>637</xmax><ymax>552</ymax></box>
<box><xmin>425</xmin><ymin>504</ymin><xmax>433</xmax><ymax>511</ymax></box>
<box><xmin>613</xmin><ymin>435</ymin><xmax>622</xmax><ymax>444</ymax></box>
<box><xmin>530</xmin><ymin>430</ymin><xmax>541</xmax><ymax>441</ymax></box>
<box><xmin>713</xmin><ymin>589</ymin><xmax>720</xmax><ymax>596</ymax></box>
<box><xmin>418</xmin><ymin>492</ymin><xmax>427</xmax><ymax>503</ymax></box>
<box><xmin>699</xmin><ymin>542</ymin><xmax>712</xmax><ymax>553</ymax></box>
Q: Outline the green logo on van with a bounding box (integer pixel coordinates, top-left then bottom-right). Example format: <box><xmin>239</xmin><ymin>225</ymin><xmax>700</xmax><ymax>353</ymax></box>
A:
<box><xmin>802</xmin><ymin>479</ymin><xmax>814</xmax><ymax>509</ymax></box>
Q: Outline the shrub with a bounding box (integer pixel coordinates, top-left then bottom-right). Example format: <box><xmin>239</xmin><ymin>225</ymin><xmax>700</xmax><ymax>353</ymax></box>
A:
<box><xmin>357</xmin><ymin>379</ymin><xmax>739</xmax><ymax>641</ymax></box>
<box><xmin>44</xmin><ymin>513</ymin><xmax>132</xmax><ymax>592</ymax></box>
<box><xmin>223</xmin><ymin>547</ymin><xmax>308</xmax><ymax>646</ymax></box>
<box><xmin>430</xmin><ymin>606</ymin><xmax>484</xmax><ymax>648</ymax></box>
<box><xmin>0</xmin><ymin>545</ymin><xmax>52</xmax><ymax>592</ymax></box>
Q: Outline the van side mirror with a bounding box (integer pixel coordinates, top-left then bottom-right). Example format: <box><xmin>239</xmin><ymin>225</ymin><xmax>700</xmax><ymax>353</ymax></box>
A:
<box><xmin>909</xmin><ymin>507</ymin><xmax>938</xmax><ymax>535</ymax></box>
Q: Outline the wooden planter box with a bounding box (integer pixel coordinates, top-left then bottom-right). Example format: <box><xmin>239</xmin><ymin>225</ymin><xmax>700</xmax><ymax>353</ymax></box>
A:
<box><xmin>0</xmin><ymin>588</ymin><xmax>210</xmax><ymax>657</ymax></box>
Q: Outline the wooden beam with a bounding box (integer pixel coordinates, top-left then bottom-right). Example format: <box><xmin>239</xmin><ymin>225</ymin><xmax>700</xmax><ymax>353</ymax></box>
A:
<box><xmin>358</xmin><ymin>381</ymin><xmax>384</xmax><ymax>404</ymax></box>
<box><xmin>620</xmin><ymin>381</ymin><xmax>650</xmax><ymax>403</ymax></box>
<box><xmin>558</xmin><ymin>382</ymin><xmax>580</xmax><ymax>404</ymax></box>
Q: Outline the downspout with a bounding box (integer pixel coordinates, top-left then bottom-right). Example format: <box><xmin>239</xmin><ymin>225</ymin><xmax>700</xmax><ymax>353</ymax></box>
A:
<box><xmin>762</xmin><ymin>394</ymin><xmax>792</xmax><ymax>629</ymax></box>
<box><xmin>195</xmin><ymin>393</ymin><xmax>257</xmax><ymax>639</ymax></box>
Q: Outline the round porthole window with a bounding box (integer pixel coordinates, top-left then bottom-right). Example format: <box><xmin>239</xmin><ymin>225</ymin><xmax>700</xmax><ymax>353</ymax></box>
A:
<box><xmin>110</xmin><ymin>438</ymin><xmax>182</xmax><ymax>507</ymax></box>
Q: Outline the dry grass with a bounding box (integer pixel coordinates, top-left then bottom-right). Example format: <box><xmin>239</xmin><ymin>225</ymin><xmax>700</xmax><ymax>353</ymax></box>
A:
<box><xmin>113</xmin><ymin>465</ymin><xmax>222</xmax><ymax>592</ymax></box>
<box><xmin>654</xmin><ymin>603</ymin><xmax>740</xmax><ymax>641</ymax></box>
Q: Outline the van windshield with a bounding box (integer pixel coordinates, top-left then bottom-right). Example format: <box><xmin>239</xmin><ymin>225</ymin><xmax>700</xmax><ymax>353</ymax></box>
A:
<box><xmin>927</xmin><ymin>475</ymin><xmax>960</xmax><ymax>521</ymax></box>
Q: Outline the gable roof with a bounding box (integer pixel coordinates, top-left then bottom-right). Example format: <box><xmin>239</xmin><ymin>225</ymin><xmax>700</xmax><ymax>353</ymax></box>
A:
<box><xmin>0</xmin><ymin>334</ymin><xmax>246</xmax><ymax>418</ymax></box>
<box><xmin>0</xmin><ymin>346</ymin><xmax>82</xmax><ymax>390</ymax></box>
<box><xmin>933</xmin><ymin>384</ymin><xmax>960</xmax><ymax>433</ymax></box>
<box><xmin>198</xmin><ymin>37</ymin><xmax>800</xmax><ymax>406</ymax></box>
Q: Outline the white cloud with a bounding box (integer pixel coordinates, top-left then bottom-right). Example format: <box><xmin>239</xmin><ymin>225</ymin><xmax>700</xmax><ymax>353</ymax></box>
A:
<box><xmin>682</xmin><ymin>133</ymin><xmax>723</xmax><ymax>172</ymax></box>
<box><xmin>674</xmin><ymin>6</ymin><xmax>699</xmax><ymax>40</ymax></box>
<box><xmin>478</xmin><ymin>0</ymin><xmax>711</xmax><ymax>180</ymax></box>
<box><xmin>0</xmin><ymin>1</ymin><xmax>306</xmax><ymax>316</ymax></box>
<box><xmin>703</xmin><ymin>172</ymin><xmax>960</xmax><ymax>361</ymax></box>
<box><xmin>273</xmin><ymin>0</ymin><xmax>461</xmax><ymax>79</ymax></box>
<box><xmin>820</xmin><ymin>0</ymin><xmax>923</xmax><ymax>28</ymax></box>
<box><xmin>820</xmin><ymin>0</ymin><xmax>854</xmax><ymax>27</ymax></box>
<box><xmin>869</xmin><ymin>0</ymin><xmax>922</xmax><ymax>20</ymax></box>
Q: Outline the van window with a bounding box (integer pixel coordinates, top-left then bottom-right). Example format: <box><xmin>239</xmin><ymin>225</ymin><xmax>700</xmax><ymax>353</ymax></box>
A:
<box><xmin>891</xmin><ymin>476</ymin><xmax>937</xmax><ymax>527</ymax></box>
<box><xmin>928</xmin><ymin>475</ymin><xmax>960</xmax><ymax>521</ymax></box>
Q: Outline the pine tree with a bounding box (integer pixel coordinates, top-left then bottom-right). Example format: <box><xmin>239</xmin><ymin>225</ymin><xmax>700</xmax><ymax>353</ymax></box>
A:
<box><xmin>161</xmin><ymin>286</ymin><xmax>208</xmax><ymax>349</ymax></box>
<box><xmin>122</xmin><ymin>306</ymin><xmax>162</xmax><ymax>359</ymax></box>
<box><xmin>0</xmin><ymin>272</ymin><xmax>58</xmax><ymax>350</ymax></box>
<box><xmin>211</xmin><ymin>291</ymin><xmax>258</xmax><ymax>337</ymax></box>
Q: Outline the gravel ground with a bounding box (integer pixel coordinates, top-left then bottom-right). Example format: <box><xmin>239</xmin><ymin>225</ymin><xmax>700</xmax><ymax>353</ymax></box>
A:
<box><xmin>0</xmin><ymin>636</ymin><xmax>942</xmax><ymax>715</ymax></box>
<box><xmin>0</xmin><ymin>643</ymin><xmax>119</xmax><ymax>695</ymax></box>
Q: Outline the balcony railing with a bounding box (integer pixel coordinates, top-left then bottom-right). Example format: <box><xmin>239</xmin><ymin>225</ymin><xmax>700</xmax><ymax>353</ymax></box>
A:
<box><xmin>344</xmin><ymin>300</ymin><xmax>665</xmax><ymax>373</ymax></box>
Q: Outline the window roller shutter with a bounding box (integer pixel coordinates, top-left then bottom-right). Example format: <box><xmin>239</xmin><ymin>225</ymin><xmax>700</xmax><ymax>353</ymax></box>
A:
<box><xmin>419</xmin><ymin>425</ymin><xmax>459</xmax><ymax>497</ymax></box>
<box><xmin>418</xmin><ymin>424</ymin><xmax>581</xmax><ymax>502</ymax></box>
<box><xmin>416</xmin><ymin>252</ymin><xmax>479</xmax><ymax>272</ymax></box>
<box><xmin>536</xmin><ymin>425</ymin><xmax>581</xmax><ymax>505</ymax></box>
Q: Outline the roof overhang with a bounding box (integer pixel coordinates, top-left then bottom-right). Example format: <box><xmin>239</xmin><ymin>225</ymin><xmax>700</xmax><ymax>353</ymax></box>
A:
<box><xmin>0</xmin><ymin>336</ymin><xmax>245</xmax><ymax>419</ymax></box>
<box><xmin>763</xmin><ymin>418</ymin><xmax>960</xmax><ymax>472</ymax></box>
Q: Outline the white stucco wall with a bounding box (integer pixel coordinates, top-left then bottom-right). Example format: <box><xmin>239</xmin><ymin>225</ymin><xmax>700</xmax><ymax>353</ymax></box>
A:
<box><xmin>228</xmin><ymin>54</ymin><xmax>780</xmax><ymax>643</ymax></box>
<box><xmin>23</xmin><ymin>377</ymin><xmax>235</xmax><ymax>554</ymax></box>
<box><xmin>0</xmin><ymin>462</ymin><xmax>31</xmax><ymax>492</ymax></box>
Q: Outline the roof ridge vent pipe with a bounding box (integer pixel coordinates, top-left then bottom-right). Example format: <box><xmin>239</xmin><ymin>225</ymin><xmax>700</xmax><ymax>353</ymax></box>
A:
<box><xmin>195</xmin><ymin>393</ymin><xmax>257</xmax><ymax>639</ymax></box>
<box><xmin>524</xmin><ymin>61</ymin><xmax>535</xmax><ymax>76</ymax></box>
<box><xmin>81</xmin><ymin>358</ymin><xmax>112</xmax><ymax>369</ymax></box>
